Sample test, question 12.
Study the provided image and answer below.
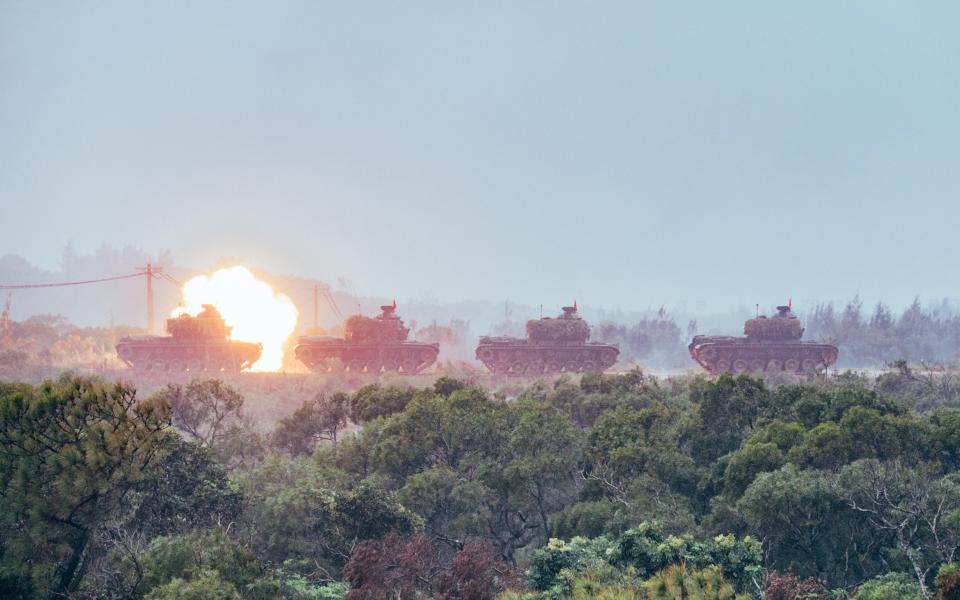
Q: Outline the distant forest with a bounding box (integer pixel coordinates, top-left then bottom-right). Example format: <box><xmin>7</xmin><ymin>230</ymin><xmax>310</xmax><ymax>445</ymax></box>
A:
<box><xmin>804</xmin><ymin>297</ymin><xmax>960</xmax><ymax>368</ymax></box>
<box><xmin>592</xmin><ymin>308</ymin><xmax>692</xmax><ymax>368</ymax></box>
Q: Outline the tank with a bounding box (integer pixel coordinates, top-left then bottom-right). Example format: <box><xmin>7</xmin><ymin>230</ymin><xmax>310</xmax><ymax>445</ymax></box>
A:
<box><xmin>294</xmin><ymin>302</ymin><xmax>439</xmax><ymax>375</ymax></box>
<box><xmin>475</xmin><ymin>305</ymin><xmax>619</xmax><ymax>376</ymax></box>
<box><xmin>116</xmin><ymin>304</ymin><xmax>262</xmax><ymax>372</ymax></box>
<box><xmin>688</xmin><ymin>305</ymin><xmax>838</xmax><ymax>375</ymax></box>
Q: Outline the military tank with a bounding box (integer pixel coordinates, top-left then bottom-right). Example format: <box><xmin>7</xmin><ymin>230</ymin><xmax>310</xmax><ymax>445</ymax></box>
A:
<box><xmin>294</xmin><ymin>302</ymin><xmax>439</xmax><ymax>375</ymax></box>
<box><xmin>116</xmin><ymin>304</ymin><xmax>262</xmax><ymax>372</ymax></box>
<box><xmin>476</xmin><ymin>304</ymin><xmax>619</xmax><ymax>376</ymax></box>
<box><xmin>688</xmin><ymin>305</ymin><xmax>838</xmax><ymax>375</ymax></box>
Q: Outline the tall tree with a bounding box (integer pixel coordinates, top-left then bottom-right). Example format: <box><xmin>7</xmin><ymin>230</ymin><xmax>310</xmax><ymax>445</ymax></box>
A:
<box><xmin>0</xmin><ymin>375</ymin><xmax>170</xmax><ymax>597</ymax></box>
<box><xmin>840</xmin><ymin>460</ymin><xmax>960</xmax><ymax>599</ymax></box>
<box><xmin>151</xmin><ymin>379</ymin><xmax>244</xmax><ymax>448</ymax></box>
<box><xmin>272</xmin><ymin>392</ymin><xmax>349</xmax><ymax>456</ymax></box>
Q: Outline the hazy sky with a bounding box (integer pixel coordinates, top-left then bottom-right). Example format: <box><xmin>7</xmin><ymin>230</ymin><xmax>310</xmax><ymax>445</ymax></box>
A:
<box><xmin>2</xmin><ymin>2</ymin><xmax>959</xmax><ymax>312</ymax></box>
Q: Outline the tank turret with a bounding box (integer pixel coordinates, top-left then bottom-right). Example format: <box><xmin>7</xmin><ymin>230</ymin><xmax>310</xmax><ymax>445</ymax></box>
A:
<box><xmin>344</xmin><ymin>303</ymin><xmax>410</xmax><ymax>344</ymax></box>
<box><xmin>476</xmin><ymin>303</ymin><xmax>619</xmax><ymax>376</ymax></box>
<box><xmin>294</xmin><ymin>301</ymin><xmax>439</xmax><ymax>375</ymax></box>
<box><xmin>166</xmin><ymin>304</ymin><xmax>233</xmax><ymax>340</ymax></box>
<box><xmin>743</xmin><ymin>305</ymin><xmax>804</xmax><ymax>341</ymax></box>
<box><xmin>525</xmin><ymin>305</ymin><xmax>591</xmax><ymax>342</ymax></box>
<box><xmin>688</xmin><ymin>302</ymin><xmax>837</xmax><ymax>375</ymax></box>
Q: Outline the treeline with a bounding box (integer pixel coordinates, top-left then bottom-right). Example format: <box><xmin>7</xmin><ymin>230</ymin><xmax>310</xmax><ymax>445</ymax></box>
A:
<box><xmin>0</xmin><ymin>312</ymin><xmax>136</xmax><ymax>374</ymax></box>
<box><xmin>6</xmin><ymin>368</ymin><xmax>960</xmax><ymax>598</ymax></box>
<box><xmin>805</xmin><ymin>297</ymin><xmax>960</xmax><ymax>367</ymax></box>
<box><xmin>593</xmin><ymin>308</ymin><xmax>691</xmax><ymax>368</ymax></box>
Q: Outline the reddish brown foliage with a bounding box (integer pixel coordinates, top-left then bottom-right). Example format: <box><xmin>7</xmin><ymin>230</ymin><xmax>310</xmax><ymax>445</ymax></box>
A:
<box><xmin>343</xmin><ymin>534</ymin><xmax>514</xmax><ymax>600</ymax></box>
<box><xmin>937</xmin><ymin>568</ymin><xmax>960</xmax><ymax>600</ymax></box>
<box><xmin>435</xmin><ymin>539</ymin><xmax>515</xmax><ymax>600</ymax></box>
<box><xmin>764</xmin><ymin>572</ymin><xmax>829</xmax><ymax>600</ymax></box>
<box><xmin>343</xmin><ymin>532</ymin><xmax>433</xmax><ymax>600</ymax></box>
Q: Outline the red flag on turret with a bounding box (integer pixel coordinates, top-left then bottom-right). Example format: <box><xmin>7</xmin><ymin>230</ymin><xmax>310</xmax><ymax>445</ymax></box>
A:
<box><xmin>574</xmin><ymin>300</ymin><xmax>577</xmax><ymax>310</ymax></box>
<box><xmin>392</xmin><ymin>299</ymin><xmax>397</xmax><ymax>309</ymax></box>
<box><xmin>788</xmin><ymin>297</ymin><xmax>792</xmax><ymax>309</ymax></box>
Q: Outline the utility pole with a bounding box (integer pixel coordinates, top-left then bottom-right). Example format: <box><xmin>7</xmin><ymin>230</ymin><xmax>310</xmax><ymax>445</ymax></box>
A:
<box><xmin>146</xmin><ymin>264</ymin><xmax>154</xmax><ymax>333</ymax></box>
<box><xmin>313</xmin><ymin>284</ymin><xmax>319</xmax><ymax>329</ymax></box>
<box><xmin>0</xmin><ymin>294</ymin><xmax>11</xmax><ymax>342</ymax></box>
<box><xmin>138</xmin><ymin>263</ymin><xmax>163</xmax><ymax>334</ymax></box>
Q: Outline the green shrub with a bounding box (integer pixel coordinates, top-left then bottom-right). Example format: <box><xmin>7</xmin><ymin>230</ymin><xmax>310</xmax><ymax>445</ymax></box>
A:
<box><xmin>852</xmin><ymin>572</ymin><xmax>922</xmax><ymax>600</ymax></box>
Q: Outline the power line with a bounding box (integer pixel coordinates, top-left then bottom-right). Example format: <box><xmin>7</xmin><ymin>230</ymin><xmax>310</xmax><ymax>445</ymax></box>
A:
<box><xmin>0</xmin><ymin>272</ymin><xmax>146</xmax><ymax>289</ymax></box>
<box><xmin>307</xmin><ymin>282</ymin><xmax>343</xmax><ymax>324</ymax></box>
<box><xmin>0</xmin><ymin>267</ymin><xmax>181</xmax><ymax>334</ymax></box>
<box><xmin>158</xmin><ymin>272</ymin><xmax>182</xmax><ymax>287</ymax></box>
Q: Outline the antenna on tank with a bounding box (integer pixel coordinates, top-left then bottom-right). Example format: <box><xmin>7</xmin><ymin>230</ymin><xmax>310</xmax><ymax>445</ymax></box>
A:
<box><xmin>756</xmin><ymin>304</ymin><xmax>759</xmax><ymax>317</ymax></box>
<box><xmin>540</xmin><ymin>304</ymin><xmax>543</xmax><ymax>318</ymax></box>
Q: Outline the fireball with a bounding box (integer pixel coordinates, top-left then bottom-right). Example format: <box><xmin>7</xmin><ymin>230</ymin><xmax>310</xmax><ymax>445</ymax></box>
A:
<box><xmin>172</xmin><ymin>266</ymin><xmax>298</xmax><ymax>371</ymax></box>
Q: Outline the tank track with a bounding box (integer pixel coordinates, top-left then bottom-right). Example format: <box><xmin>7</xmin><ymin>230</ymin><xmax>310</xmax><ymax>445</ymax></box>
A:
<box><xmin>294</xmin><ymin>340</ymin><xmax>440</xmax><ymax>375</ymax></box>
<box><xmin>115</xmin><ymin>338</ymin><xmax>262</xmax><ymax>373</ymax></box>
<box><xmin>688</xmin><ymin>337</ymin><xmax>838</xmax><ymax>375</ymax></box>
<box><xmin>475</xmin><ymin>338</ymin><xmax>619</xmax><ymax>376</ymax></box>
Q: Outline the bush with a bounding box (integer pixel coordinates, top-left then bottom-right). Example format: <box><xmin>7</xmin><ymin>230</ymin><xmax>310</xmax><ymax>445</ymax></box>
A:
<box><xmin>612</xmin><ymin>523</ymin><xmax>762</xmax><ymax>589</ymax></box>
<box><xmin>763</xmin><ymin>572</ymin><xmax>828</xmax><ymax>600</ymax></box>
<box><xmin>144</xmin><ymin>569</ymin><xmax>241</xmax><ymax>600</ymax></box>
<box><xmin>937</xmin><ymin>563</ymin><xmax>960</xmax><ymax>600</ymax></box>
<box><xmin>348</xmin><ymin>384</ymin><xmax>417</xmax><ymax>423</ymax></box>
<box><xmin>528</xmin><ymin>536</ymin><xmax>614</xmax><ymax>592</ymax></box>
<box><xmin>552</xmin><ymin>501</ymin><xmax>616</xmax><ymax>539</ymax></box>
<box><xmin>852</xmin><ymin>572</ymin><xmax>922</xmax><ymax>600</ymax></box>
<box><xmin>644</xmin><ymin>564</ymin><xmax>746</xmax><ymax>600</ymax></box>
<box><xmin>137</xmin><ymin>527</ymin><xmax>276</xmax><ymax>599</ymax></box>
<box><xmin>272</xmin><ymin>392</ymin><xmax>349</xmax><ymax>455</ymax></box>
<box><xmin>279</xmin><ymin>576</ymin><xmax>348</xmax><ymax>600</ymax></box>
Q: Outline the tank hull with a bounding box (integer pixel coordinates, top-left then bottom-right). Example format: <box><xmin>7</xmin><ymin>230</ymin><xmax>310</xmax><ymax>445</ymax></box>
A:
<box><xmin>116</xmin><ymin>336</ymin><xmax>262</xmax><ymax>373</ymax></box>
<box><xmin>475</xmin><ymin>338</ymin><xmax>619</xmax><ymax>376</ymax></box>
<box><xmin>688</xmin><ymin>336</ymin><xmax>838</xmax><ymax>375</ymax></box>
<box><xmin>294</xmin><ymin>338</ymin><xmax>440</xmax><ymax>375</ymax></box>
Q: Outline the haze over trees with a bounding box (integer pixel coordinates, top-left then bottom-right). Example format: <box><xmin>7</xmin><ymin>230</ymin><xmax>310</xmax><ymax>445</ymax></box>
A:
<box><xmin>7</xmin><ymin>248</ymin><xmax>960</xmax><ymax>371</ymax></box>
<box><xmin>804</xmin><ymin>297</ymin><xmax>960</xmax><ymax>368</ymax></box>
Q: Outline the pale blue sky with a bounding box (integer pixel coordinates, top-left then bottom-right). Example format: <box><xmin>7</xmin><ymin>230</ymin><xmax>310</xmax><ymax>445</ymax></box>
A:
<box><xmin>2</xmin><ymin>2</ymin><xmax>958</xmax><ymax>311</ymax></box>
